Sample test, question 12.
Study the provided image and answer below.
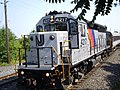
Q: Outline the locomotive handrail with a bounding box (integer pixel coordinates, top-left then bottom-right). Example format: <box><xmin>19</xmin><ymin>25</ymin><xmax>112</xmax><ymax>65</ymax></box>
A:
<box><xmin>63</xmin><ymin>46</ymin><xmax>71</xmax><ymax>78</ymax></box>
<box><xmin>51</xmin><ymin>45</ymin><xmax>66</xmax><ymax>81</ymax></box>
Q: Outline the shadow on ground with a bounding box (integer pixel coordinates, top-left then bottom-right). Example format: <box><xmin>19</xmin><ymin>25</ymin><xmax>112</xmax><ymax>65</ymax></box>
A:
<box><xmin>101</xmin><ymin>61</ymin><xmax>120</xmax><ymax>89</ymax></box>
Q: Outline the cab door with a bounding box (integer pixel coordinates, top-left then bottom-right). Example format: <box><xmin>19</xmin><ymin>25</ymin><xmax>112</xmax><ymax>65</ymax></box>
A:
<box><xmin>79</xmin><ymin>24</ymin><xmax>89</xmax><ymax>59</ymax></box>
<box><xmin>68</xmin><ymin>19</ymin><xmax>79</xmax><ymax>49</ymax></box>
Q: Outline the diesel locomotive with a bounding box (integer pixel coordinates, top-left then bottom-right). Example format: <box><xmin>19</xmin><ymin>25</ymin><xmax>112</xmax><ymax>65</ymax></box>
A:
<box><xmin>18</xmin><ymin>11</ymin><xmax>120</xmax><ymax>89</ymax></box>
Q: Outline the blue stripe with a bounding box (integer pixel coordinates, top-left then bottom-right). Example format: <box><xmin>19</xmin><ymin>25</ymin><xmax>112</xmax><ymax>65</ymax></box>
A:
<box><xmin>92</xmin><ymin>29</ymin><xmax>96</xmax><ymax>46</ymax></box>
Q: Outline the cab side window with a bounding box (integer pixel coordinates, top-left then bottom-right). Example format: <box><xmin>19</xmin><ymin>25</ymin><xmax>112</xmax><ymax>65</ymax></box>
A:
<box><xmin>36</xmin><ymin>25</ymin><xmax>43</xmax><ymax>32</ymax></box>
<box><xmin>80</xmin><ymin>24</ymin><xmax>86</xmax><ymax>37</ymax></box>
<box><xmin>70</xmin><ymin>22</ymin><xmax>77</xmax><ymax>32</ymax></box>
<box><xmin>70</xmin><ymin>21</ymin><xmax>77</xmax><ymax>34</ymax></box>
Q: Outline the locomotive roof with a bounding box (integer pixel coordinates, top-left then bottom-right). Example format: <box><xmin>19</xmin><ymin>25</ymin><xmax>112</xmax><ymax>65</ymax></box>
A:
<box><xmin>82</xmin><ymin>18</ymin><xmax>107</xmax><ymax>32</ymax></box>
<box><xmin>48</xmin><ymin>10</ymin><xmax>70</xmax><ymax>15</ymax></box>
<box><xmin>36</xmin><ymin>11</ymin><xmax>107</xmax><ymax>33</ymax></box>
<box><xmin>36</xmin><ymin>11</ymin><xmax>75</xmax><ymax>26</ymax></box>
<box><xmin>46</xmin><ymin>11</ymin><xmax>74</xmax><ymax>18</ymax></box>
<box><xmin>89</xmin><ymin>23</ymin><xmax>107</xmax><ymax>32</ymax></box>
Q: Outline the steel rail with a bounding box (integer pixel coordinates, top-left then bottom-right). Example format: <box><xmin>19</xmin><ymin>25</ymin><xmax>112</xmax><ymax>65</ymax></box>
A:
<box><xmin>0</xmin><ymin>72</ymin><xmax>18</xmax><ymax>86</ymax></box>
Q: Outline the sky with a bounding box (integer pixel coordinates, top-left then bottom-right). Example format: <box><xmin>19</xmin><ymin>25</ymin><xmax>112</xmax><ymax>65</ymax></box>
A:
<box><xmin>0</xmin><ymin>0</ymin><xmax>120</xmax><ymax>38</ymax></box>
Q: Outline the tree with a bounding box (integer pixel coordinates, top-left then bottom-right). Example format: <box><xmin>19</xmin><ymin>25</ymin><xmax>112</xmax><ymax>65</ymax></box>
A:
<box><xmin>44</xmin><ymin>0</ymin><xmax>120</xmax><ymax>22</ymax></box>
<box><xmin>0</xmin><ymin>28</ymin><xmax>22</xmax><ymax>64</ymax></box>
<box><xmin>0</xmin><ymin>28</ymin><xmax>7</xmax><ymax>62</ymax></box>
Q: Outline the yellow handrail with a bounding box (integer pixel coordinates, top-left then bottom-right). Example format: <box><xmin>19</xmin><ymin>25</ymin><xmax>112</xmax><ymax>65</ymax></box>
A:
<box><xmin>63</xmin><ymin>47</ymin><xmax>71</xmax><ymax>77</ymax></box>
<box><xmin>51</xmin><ymin>46</ymin><xmax>65</xmax><ymax>81</ymax></box>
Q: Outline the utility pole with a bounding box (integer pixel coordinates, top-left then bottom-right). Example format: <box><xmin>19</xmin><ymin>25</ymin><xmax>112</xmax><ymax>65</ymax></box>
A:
<box><xmin>4</xmin><ymin>0</ymin><xmax>10</xmax><ymax>64</ymax></box>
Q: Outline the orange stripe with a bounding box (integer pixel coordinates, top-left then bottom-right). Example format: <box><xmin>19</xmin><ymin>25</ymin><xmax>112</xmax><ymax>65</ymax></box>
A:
<box><xmin>88</xmin><ymin>29</ymin><xmax>94</xmax><ymax>47</ymax></box>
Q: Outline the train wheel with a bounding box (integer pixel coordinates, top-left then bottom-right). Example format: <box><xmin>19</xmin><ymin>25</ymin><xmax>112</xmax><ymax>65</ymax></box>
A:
<box><xmin>87</xmin><ymin>61</ymin><xmax>93</xmax><ymax>72</ymax></box>
<box><xmin>69</xmin><ymin>74</ymin><xmax>76</xmax><ymax>85</ymax></box>
<box><xmin>79</xmin><ymin>64</ymin><xmax>87</xmax><ymax>74</ymax></box>
<box><xmin>101</xmin><ymin>54</ymin><xmax>104</xmax><ymax>60</ymax></box>
<box><xmin>26</xmin><ymin>79</ymin><xmax>32</xmax><ymax>86</ymax></box>
<box><xmin>105</xmin><ymin>52</ymin><xmax>108</xmax><ymax>58</ymax></box>
<box><xmin>54</xmin><ymin>76</ymin><xmax>64</xmax><ymax>89</ymax></box>
<box><xmin>70</xmin><ymin>68</ymin><xmax>79</xmax><ymax>85</ymax></box>
<box><xmin>107</xmin><ymin>50</ymin><xmax>110</xmax><ymax>56</ymax></box>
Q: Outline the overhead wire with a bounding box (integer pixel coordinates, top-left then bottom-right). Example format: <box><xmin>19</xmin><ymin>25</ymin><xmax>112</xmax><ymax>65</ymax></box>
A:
<box><xmin>1</xmin><ymin>0</ymin><xmax>43</xmax><ymax>27</ymax></box>
<box><xmin>8</xmin><ymin>2</ymin><xmax>41</xmax><ymax>16</ymax></box>
<box><xmin>9</xmin><ymin>1</ymin><xmax>42</xmax><ymax>13</ymax></box>
<box><xmin>10</xmin><ymin>0</ymin><xmax>49</xmax><ymax>13</ymax></box>
<box><xmin>6</xmin><ymin>0</ymin><xmax>42</xmax><ymax>36</ymax></box>
<box><xmin>9</xmin><ymin>6</ymin><xmax>40</xmax><ymax>16</ymax></box>
<box><xmin>8</xmin><ymin>0</ymin><xmax>48</xmax><ymax>17</ymax></box>
<box><xmin>0</xmin><ymin>0</ymin><xmax>48</xmax><ymax>38</ymax></box>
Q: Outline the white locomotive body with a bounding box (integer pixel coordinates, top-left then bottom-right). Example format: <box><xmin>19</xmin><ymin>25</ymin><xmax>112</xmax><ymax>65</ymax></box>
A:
<box><xmin>18</xmin><ymin>11</ymin><xmax>120</xmax><ymax>89</ymax></box>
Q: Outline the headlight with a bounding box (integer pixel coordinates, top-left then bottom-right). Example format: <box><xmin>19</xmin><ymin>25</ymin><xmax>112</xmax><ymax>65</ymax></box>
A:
<box><xmin>21</xmin><ymin>71</ymin><xmax>24</xmax><ymax>75</ymax></box>
<box><xmin>49</xmin><ymin>35</ymin><xmax>55</xmax><ymax>40</ymax></box>
<box><xmin>53</xmin><ymin>83</ymin><xmax>55</xmax><ymax>86</ymax></box>
<box><xmin>46</xmin><ymin>73</ymin><xmax>50</xmax><ymax>77</ymax></box>
<box><xmin>50</xmin><ymin>16</ymin><xmax>54</xmax><ymax>23</ymax></box>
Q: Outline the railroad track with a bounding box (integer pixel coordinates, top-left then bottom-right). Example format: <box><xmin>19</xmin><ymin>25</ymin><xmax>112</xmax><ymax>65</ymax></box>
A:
<box><xmin>0</xmin><ymin>47</ymin><xmax>119</xmax><ymax>89</ymax></box>
<box><xmin>0</xmin><ymin>72</ymin><xmax>18</xmax><ymax>86</ymax></box>
<box><xmin>66</xmin><ymin>47</ymin><xmax>118</xmax><ymax>90</ymax></box>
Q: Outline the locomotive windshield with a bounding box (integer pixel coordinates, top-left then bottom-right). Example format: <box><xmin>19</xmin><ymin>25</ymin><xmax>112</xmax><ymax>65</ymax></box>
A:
<box><xmin>44</xmin><ymin>23</ymin><xmax>67</xmax><ymax>31</ymax></box>
<box><xmin>36</xmin><ymin>16</ymin><xmax>68</xmax><ymax>32</ymax></box>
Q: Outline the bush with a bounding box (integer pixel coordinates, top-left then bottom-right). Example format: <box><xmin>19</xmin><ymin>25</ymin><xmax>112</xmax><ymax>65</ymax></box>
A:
<box><xmin>0</xmin><ymin>28</ymin><xmax>22</xmax><ymax>64</ymax></box>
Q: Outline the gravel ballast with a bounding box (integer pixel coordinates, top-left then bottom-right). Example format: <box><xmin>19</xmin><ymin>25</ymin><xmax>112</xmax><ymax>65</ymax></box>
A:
<box><xmin>74</xmin><ymin>48</ymin><xmax>120</xmax><ymax>90</ymax></box>
<box><xmin>0</xmin><ymin>65</ymin><xmax>17</xmax><ymax>78</ymax></box>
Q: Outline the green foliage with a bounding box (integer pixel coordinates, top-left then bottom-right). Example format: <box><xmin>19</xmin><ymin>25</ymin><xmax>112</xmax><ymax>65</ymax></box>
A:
<box><xmin>0</xmin><ymin>28</ymin><xmax>7</xmax><ymax>62</ymax></box>
<box><xmin>20</xmin><ymin>35</ymin><xmax>30</xmax><ymax>49</ymax></box>
<box><xmin>45</xmin><ymin>0</ymin><xmax>120</xmax><ymax>22</ymax></box>
<box><xmin>18</xmin><ymin>35</ymin><xmax>30</xmax><ymax>61</ymax></box>
<box><xmin>0</xmin><ymin>62</ymin><xmax>9</xmax><ymax>66</ymax></box>
<box><xmin>113</xmin><ymin>81</ymin><xmax>120</xmax><ymax>90</ymax></box>
<box><xmin>0</xmin><ymin>28</ymin><xmax>22</xmax><ymax>64</ymax></box>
